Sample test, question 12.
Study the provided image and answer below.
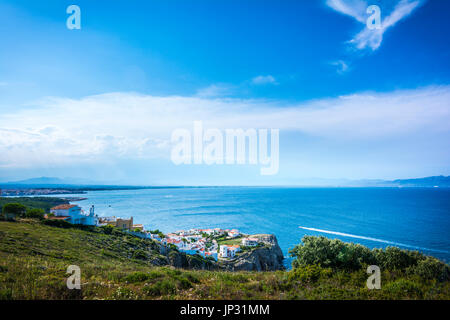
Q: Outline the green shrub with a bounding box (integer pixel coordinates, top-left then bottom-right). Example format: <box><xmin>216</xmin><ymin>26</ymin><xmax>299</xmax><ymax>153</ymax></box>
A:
<box><xmin>142</xmin><ymin>279</ymin><xmax>176</xmax><ymax>296</ymax></box>
<box><xmin>132</xmin><ymin>249</ymin><xmax>148</xmax><ymax>260</ymax></box>
<box><xmin>124</xmin><ymin>272</ymin><xmax>150</xmax><ymax>283</ymax></box>
<box><xmin>185</xmin><ymin>273</ymin><xmax>200</xmax><ymax>284</ymax></box>
<box><xmin>177</xmin><ymin>277</ymin><xmax>192</xmax><ymax>290</ymax></box>
<box><xmin>408</xmin><ymin>257</ymin><xmax>450</xmax><ymax>282</ymax></box>
<box><xmin>289</xmin><ymin>236</ymin><xmax>376</xmax><ymax>271</ymax></box>
<box><xmin>164</xmin><ymin>268</ymin><xmax>182</xmax><ymax>278</ymax></box>
<box><xmin>384</xmin><ymin>279</ymin><xmax>423</xmax><ymax>298</ymax></box>
<box><xmin>2</xmin><ymin>203</ymin><xmax>26</xmax><ymax>219</ymax></box>
<box><xmin>25</xmin><ymin>208</ymin><xmax>45</xmax><ymax>219</ymax></box>
<box><xmin>100</xmin><ymin>225</ymin><xmax>114</xmax><ymax>234</ymax></box>
<box><xmin>289</xmin><ymin>236</ymin><xmax>447</xmax><ymax>277</ymax></box>
<box><xmin>288</xmin><ymin>264</ymin><xmax>332</xmax><ymax>284</ymax></box>
<box><xmin>374</xmin><ymin>246</ymin><xmax>422</xmax><ymax>271</ymax></box>
<box><xmin>0</xmin><ymin>288</ymin><xmax>13</xmax><ymax>300</ymax></box>
<box><xmin>219</xmin><ymin>273</ymin><xmax>249</xmax><ymax>284</ymax></box>
<box><xmin>42</xmin><ymin>219</ymin><xmax>72</xmax><ymax>228</ymax></box>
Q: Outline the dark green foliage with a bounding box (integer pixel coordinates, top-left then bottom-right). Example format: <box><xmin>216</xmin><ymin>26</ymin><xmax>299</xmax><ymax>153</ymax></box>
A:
<box><xmin>42</xmin><ymin>219</ymin><xmax>73</xmax><ymax>228</ymax></box>
<box><xmin>374</xmin><ymin>246</ymin><xmax>422</xmax><ymax>270</ymax></box>
<box><xmin>100</xmin><ymin>225</ymin><xmax>114</xmax><ymax>234</ymax></box>
<box><xmin>24</xmin><ymin>208</ymin><xmax>45</xmax><ymax>219</ymax></box>
<box><xmin>142</xmin><ymin>279</ymin><xmax>176</xmax><ymax>296</ymax></box>
<box><xmin>1</xmin><ymin>203</ymin><xmax>26</xmax><ymax>218</ymax></box>
<box><xmin>384</xmin><ymin>279</ymin><xmax>423</xmax><ymax>299</ymax></box>
<box><xmin>290</xmin><ymin>236</ymin><xmax>450</xmax><ymax>282</ymax></box>
<box><xmin>407</xmin><ymin>257</ymin><xmax>450</xmax><ymax>281</ymax></box>
<box><xmin>149</xmin><ymin>229</ymin><xmax>165</xmax><ymax>238</ymax></box>
<box><xmin>289</xmin><ymin>236</ymin><xmax>376</xmax><ymax>270</ymax></box>
<box><xmin>0</xmin><ymin>197</ymin><xmax>67</xmax><ymax>213</ymax></box>
<box><xmin>132</xmin><ymin>249</ymin><xmax>148</xmax><ymax>260</ymax></box>
<box><xmin>123</xmin><ymin>271</ymin><xmax>164</xmax><ymax>283</ymax></box>
<box><xmin>185</xmin><ymin>272</ymin><xmax>200</xmax><ymax>284</ymax></box>
<box><xmin>287</xmin><ymin>264</ymin><xmax>332</xmax><ymax>284</ymax></box>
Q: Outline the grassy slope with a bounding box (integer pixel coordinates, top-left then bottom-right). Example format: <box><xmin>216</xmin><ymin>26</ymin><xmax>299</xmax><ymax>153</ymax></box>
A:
<box><xmin>0</xmin><ymin>220</ymin><xmax>449</xmax><ymax>300</ymax></box>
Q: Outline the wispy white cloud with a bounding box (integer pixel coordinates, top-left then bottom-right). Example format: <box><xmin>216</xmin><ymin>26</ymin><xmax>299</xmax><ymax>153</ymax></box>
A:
<box><xmin>196</xmin><ymin>83</ymin><xmax>235</xmax><ymax>98</ymax></box>
<box><xmin>251</xmin><ymin>75</ymin><xmax>277</xmax><ymax>85</ymax></box>
<box><xmin>326</xmin><ymin>0</ymin><xmax>368</xmax><ymax>23</ymax></box>
<box><xmin>1</xmin><ymin>86</ymin><xmax>449</xmax><ymax>168</ymax></box>
<box><xmin>196</xmin><ymin>76</ymin><xmax>278</xmax><ymax>97</ymax></box>
<box><xmin>330</xmin><ymin>60</ymin><xmax>350</xmax><ymax>74</ymax></box>
<box><xmin>326</xmin><ymin>0</ymin><xmax>424</xmax><ymax>51</ymax></box>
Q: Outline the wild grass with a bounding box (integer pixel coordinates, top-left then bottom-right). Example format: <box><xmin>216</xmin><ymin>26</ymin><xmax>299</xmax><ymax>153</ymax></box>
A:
<box><xmin>0</xmin><ymin>220</ymin><xmax>449</xmax><ymax>300</ymax></box>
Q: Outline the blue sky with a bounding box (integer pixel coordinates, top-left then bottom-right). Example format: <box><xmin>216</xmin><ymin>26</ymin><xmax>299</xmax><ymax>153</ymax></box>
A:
<box><xmin>0</xmin><ymin>0</ymin><xmax>449</xmax><ymax>185</ymax></box>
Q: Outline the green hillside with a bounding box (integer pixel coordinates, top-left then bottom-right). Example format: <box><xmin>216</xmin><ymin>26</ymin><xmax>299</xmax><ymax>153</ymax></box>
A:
<box><xmin>0</xmin><ymin>219</ymin><xmax>449</xmax><ymax>300</ymax></box>
<box><xmin>0</xmin><ymin>197</ymin><xmax>68</xmax><ymax>213</ymax></box>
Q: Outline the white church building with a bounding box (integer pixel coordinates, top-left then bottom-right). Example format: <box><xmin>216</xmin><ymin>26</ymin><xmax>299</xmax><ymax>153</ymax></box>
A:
<box><xmin>49</xmin><ymin>204</ymin><xmax>98</xmax><ymax>226</ymax></box>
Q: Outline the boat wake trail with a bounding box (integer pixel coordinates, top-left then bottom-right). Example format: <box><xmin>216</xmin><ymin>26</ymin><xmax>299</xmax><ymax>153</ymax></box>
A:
<box><xmin>298</xmin><ymin>226</ymin><xmax>449</xmax><ymax>254</ymax></box>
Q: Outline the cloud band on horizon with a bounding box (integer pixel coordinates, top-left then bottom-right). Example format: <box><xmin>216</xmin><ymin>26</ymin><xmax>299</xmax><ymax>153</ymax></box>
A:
<box><xmin>0</xmin><ymin>85</ymin><xmax>449</xmax><ymax>170</ymax></box>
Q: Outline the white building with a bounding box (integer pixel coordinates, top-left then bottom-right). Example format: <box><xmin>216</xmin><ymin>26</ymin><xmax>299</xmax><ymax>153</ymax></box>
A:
<box><xmin>49</xmin><ymin>204</ymin><xmax>98</xmax><ymax>226</ymax></box>
<box><xmin>228</xmin><ymin>229</ymin><xmax>240</xmax><ymax>238</ymax></box>
<box><xmin>219</xmin><ymin>245</ymin><xmax>240</xmax><ymax>258</ymax></box>
<box><xmin>150</xmin><ymin>233</ymin><xmax>162</xmax><ymax>242</ymax></box>
<box><xmin>200</xmin><ymin>229</ymin><xmax>215</xmax><ymax>235</ymax></box>
<box><xmin>242</xmin><ymin>237</ymin><xmax>259</xmax><ymax>247</ymax></box>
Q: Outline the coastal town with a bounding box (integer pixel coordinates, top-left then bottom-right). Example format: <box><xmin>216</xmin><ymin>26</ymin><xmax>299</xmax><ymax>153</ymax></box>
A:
<box><xmin>46</xmin><ymin>203</ymin><xmax>261</xmax><ymax>261</ymax></box>
<box><xmin>0</xmin><ymin>188</ymin><xmax>87</xmax><ymax>197</ymax></box>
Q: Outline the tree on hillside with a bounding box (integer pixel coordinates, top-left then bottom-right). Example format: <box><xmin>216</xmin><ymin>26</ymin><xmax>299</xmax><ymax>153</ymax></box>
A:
<box><xmin>1</xmin><ymin>203</ymin><xmax>27</xmax><ymax>220</ymax></box>
<box><xmin>25</xmin><ymin>208</ymin><xmax>45</xmax><ymax>219</ymax></box>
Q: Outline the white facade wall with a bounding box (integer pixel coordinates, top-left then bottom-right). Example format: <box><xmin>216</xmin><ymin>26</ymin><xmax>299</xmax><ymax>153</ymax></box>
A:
<box><xmin>50</xmin><ymin>206</ymin><xmax>98</xmax><ymax>226</ymax></box>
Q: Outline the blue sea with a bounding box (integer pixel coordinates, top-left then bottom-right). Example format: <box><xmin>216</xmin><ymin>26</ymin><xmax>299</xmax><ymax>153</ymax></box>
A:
<box><xmin>55</xmin><ymin>187</ymin><xmax>450</xmax><ymax>267</ymax></box>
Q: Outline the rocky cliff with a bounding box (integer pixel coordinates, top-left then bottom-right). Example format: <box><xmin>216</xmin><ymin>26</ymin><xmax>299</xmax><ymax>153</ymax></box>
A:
<box><xmin>219</xmin><ymin>234</ymin><xmax>285</xmax><ymax>271</ymax></box>
<box><xmin>151</xmin><ymin>233</ymin><xmax>284</xmax><ymax>271</ymax></box>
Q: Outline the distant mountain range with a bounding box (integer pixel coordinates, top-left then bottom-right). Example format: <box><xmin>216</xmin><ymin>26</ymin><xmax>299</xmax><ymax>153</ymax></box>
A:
<box><xmin>289</xmin><ymin>176</ymin><xmax>450</xmax><ymax>187</ymax></box>
<box><xmin>2</xmin><ymin>177</ymin><xmax>100</xmax><ymax>185</ymax></box>
<box><xmin>388</xmin><ymin>175</ymin><xmax>450</xmax><ymax>187</ymax></box>
<box><xmin>1</xmin><ymin>175</ymin><xmax>450</xmax><ymax>188</ymax></box>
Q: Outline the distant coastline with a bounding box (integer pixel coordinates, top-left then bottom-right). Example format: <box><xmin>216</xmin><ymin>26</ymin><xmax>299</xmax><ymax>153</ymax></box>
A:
<box><xmin>1</xmin><ymin>175</ymin><xmax>450</xmax><ymax>190</ymax></box>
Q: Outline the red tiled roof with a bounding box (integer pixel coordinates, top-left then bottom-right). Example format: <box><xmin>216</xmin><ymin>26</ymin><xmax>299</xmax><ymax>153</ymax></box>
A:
<box><xmin>51</xmin><ymin>204</ymin><xmax>77</xmax><ymax>210</ymax></box>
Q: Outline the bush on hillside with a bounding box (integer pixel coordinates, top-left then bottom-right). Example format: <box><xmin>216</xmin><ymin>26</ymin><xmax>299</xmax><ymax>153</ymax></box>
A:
<box><xmin>407</xmin><ymin>256</ymin><xmax>450</xmax><ymax>281</ymax></box>
<box><xmin>24</xmin><ymin>208</ymin><xmax>45</xmax><ymax>219</ymax></box>
<box><xmin>42</xmin><ymin>219</ymin><xmax>72</xmax><ymax>228</ymax></box>
<box><xmin>1</xmin><ymin>203</ymin><xmax>26</xmax><ymax>219</ymax></box>
<box><xmin>289</xmin><ymin>236</ymin><xmax>376</xmax><ymax>270</ymax></box>
<box><xmin>290</xmin><ymin>236</ymin><xmax>449</xmax><ymax>281</ymax></box>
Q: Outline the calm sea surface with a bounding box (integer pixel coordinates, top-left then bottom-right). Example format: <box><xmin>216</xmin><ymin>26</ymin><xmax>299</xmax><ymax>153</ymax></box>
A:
<box><xmin>51</xmin><ymin>187</ymin><xmax>450</xmax><ymax>267</ymax></box>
